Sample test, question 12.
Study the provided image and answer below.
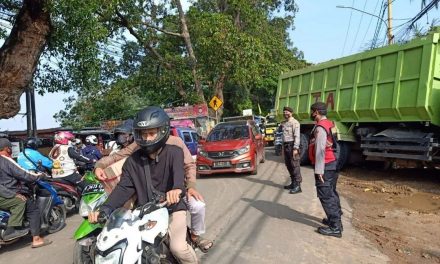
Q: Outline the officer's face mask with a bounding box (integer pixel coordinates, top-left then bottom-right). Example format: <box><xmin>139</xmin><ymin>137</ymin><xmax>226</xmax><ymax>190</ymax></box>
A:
<box><xmin>310</xmin><ymin>110</ymin><xmax>317</xmax><ymax>121</ymax></box>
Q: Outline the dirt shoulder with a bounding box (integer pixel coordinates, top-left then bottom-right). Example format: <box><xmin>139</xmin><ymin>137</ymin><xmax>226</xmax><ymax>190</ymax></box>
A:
<box><xmin>339</xmin><ymin>166</ymin><xmax>440</xmax><ymax>264</ymax></box>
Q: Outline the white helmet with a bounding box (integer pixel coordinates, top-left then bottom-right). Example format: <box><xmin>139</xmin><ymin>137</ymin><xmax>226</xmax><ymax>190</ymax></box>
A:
<box><xmin>85</xmin><ymin>135</ymin><xmax>98</xmax><ymax>145</ymax></box>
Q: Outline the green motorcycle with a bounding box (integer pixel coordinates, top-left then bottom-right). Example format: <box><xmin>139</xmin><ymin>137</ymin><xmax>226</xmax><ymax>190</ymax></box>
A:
<box><xmin>73</xmin><ymin>172</ymin><xmax>107</xmax><ymax>264</ymax></box>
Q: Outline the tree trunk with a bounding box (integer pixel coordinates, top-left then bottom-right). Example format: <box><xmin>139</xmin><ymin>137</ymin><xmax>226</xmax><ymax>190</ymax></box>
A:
<box><xmin>174</xmin><ymin>0</ymin><xmax>204</xmax><ymax>103</ymax></box>
<box><xmin>0</xmin><ymin>0</ymin><xmax>50</xmax><ymax>119</ymax></box>
<box><xmin>214</xmin><ymin>73</ymin><xmax>227</xmax><ymax>120</ymax></box>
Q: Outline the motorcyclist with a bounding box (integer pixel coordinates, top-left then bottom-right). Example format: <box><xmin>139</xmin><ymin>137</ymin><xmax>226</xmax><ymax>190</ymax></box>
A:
<box><xmin>105</xmin><ymin>119</ymin><xmax>134</xmax><ymax>155</ymax></box>
<box><xmin>0</xmin><ymin>138</ymin><xmax>52</xmax><ymax>248</ymax></box>
<box><xmin>81</xmin><ymin>135</ymin><xmax>102</xmax><ymax>161</ymax></box>
<box><xmin>17</xmin><ymin>138</ymin><xmax>53</xmax><ymax>173</ymax></box>
<box><xmin>48</xmin><ymin>131</ymin><xmax>91</xmax><ymax>190</ymax></box>
<box><xmin>89</xmin><ymin>106</ymin><xmax>198</xmax><ymax>264</ymax></box>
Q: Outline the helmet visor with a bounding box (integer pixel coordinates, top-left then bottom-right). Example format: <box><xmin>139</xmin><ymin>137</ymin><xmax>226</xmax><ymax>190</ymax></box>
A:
<box><xmin>134</xmin><ymin>126</ymin><xmax>169</xmax><ymax>148</ymax></box>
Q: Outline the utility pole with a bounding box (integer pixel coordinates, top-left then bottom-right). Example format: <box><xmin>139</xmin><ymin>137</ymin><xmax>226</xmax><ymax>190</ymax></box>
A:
<box><xmin>25</xmin><ymin>88</ymin><xmax>32</xmax><ymax>138</ymax></box>
<box><xmin>30</xmin><ymin>84</ymin><xmax>37</xmax><ymax>138</ymax></box>
<box><xmin>387</xmin><ymin>0</ymin><xmax>393</xmax><ymax>44</ymax></box>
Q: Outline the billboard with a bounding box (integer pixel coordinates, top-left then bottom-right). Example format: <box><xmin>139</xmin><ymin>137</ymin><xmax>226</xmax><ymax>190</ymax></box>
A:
<box><xmin>164</xmin><ymin>104</ymin><xmax>208</xmax><ymax>120</ymax></box>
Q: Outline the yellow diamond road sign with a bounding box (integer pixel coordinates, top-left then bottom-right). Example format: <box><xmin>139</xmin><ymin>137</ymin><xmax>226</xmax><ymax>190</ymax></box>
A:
<box><xmin>209</xmin><ymin>96</ymin><xmax>223</xmax><ymax>111</ymax></box>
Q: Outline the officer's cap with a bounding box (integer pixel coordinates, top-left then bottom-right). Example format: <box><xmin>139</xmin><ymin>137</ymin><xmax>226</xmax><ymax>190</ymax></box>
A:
<box><xmin>283</xmin><ymin>106</ymin><xmax>293</xmax><ymax>113</ymax></box>
<box><xmin>310</xmin><ymin>102</ymin><xmax>327</xmax><ymax>112</ymax></box>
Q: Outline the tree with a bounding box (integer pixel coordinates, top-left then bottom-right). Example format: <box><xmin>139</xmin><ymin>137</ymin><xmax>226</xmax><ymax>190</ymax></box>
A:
<box><xmin>0</xmin><ymin>0</ymin><xmax>50</xmax><ymax>118</ymax></box>
<box><xmin>53</xmin><ymin>0</ymin><xmax>307</xmax><ymax>126</ymax></box>
<box><xmin>1</xmin><ymin>0</ymin><xmax>307</xmax><ymax>126</ymax></box>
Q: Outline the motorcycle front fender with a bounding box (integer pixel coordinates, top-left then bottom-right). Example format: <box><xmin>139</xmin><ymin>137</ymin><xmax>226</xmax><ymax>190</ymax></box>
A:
<box><xmin>74</xmin><ymin>220</ymin><xmax>102</xmax><ymax>240</ymax></box>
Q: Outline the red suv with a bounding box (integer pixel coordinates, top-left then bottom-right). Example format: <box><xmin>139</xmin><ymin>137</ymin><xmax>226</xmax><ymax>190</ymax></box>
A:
<box><xmin>197</xmin><ymin>120</ymin><xmax>265</xmax><ymax>175</ymax></box>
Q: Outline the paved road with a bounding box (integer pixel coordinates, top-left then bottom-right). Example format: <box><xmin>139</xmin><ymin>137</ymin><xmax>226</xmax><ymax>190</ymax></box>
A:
<box><xmin>0</xmin><ymin>149</ymin><xmax>389</xmax><ymax>264</ymax></box>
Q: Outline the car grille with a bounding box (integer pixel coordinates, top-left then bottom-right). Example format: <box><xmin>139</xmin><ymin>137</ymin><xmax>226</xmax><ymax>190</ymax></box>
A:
<box><xmin>208</xmin><ymin>151</ymin><xmax>236</xmax><ymax>159</ymax></box>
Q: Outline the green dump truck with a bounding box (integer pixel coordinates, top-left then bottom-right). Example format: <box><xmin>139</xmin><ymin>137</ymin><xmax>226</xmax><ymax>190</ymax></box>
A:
<box><xmin>275</xmin><ymin>27</ymin><xmax>440</xmax><ymax>169</ymax></box>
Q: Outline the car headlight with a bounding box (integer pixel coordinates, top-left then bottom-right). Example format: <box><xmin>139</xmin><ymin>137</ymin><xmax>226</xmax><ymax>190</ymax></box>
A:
<box><xmin>198</xmin><ymin>148</ymin><xmax>208</xmax><ymax>157</ymax></box>
<box><xmin>95</xmin><ymin>248</ymin><xmax>121</xmax><ymax>264</ymax></box>
<box><xmin>236</xmin><ymin>145</ymin><xmax>250</xmax><ymax>155</ymax></box>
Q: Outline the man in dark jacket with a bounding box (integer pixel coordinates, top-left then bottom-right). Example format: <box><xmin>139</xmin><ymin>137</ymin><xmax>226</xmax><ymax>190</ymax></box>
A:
<box><xmin>89</xmin><ymin>106</ymin><xmax>197</xmax><ymax>264</ymax></box>
<box><xmin>0</xmin><ymin>138</ymin><xmax>52</xmax><ymax>247</ymax></box>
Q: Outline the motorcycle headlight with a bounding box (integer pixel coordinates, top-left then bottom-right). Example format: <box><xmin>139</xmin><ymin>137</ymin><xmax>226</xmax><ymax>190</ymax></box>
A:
<box><xmin>79</xmin><ymin>200</ymin><xmax>91</xmax><ymax>217</ymax></box>
<box><xmin>79</xmin><ymin>194</ymin><xmax>108</xmax><ymax>217</ymax></box>
<box><xmin>236</xmin><ymin>145</ymin><xmax>250</xmax><ymax>155</ymax></box>
<box><xmin>95</xmin><ymin>249</ymin><xmax>121</xmax><ymax>264</ymax></box>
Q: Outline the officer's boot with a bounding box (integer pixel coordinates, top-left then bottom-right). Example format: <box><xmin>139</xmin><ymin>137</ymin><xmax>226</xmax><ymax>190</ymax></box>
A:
<box><xmin>322</xmin><ymin>218</ymin><xmax>344</xmax><ymax>231</ymax></box>
<box><xmin>289</xmin><ymin>182</ymin><xmax>302</xmax><ymax>194</ymax></box>
<box><xmin>284</xmin><ymin>177</ymin><xmax>295</xmax><ymax>189</ymax></box>
<box><xmin>283</xmin><ymin>182</ymin><xmax>294</xmax><ymax>190</ymax></box>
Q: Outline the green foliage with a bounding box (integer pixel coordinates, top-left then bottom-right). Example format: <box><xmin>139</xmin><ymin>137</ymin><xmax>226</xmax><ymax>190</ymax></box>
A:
<box><xmin>2</xmin><ymin>0</ymin><xmax>307</xmax><ymax>127</ymax></box>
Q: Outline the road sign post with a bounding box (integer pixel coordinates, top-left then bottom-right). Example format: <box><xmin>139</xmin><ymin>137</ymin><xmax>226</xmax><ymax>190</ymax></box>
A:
<box><xmin>209</xmin><ymin>96</ymin><xmax>223</xmax><ymax>123</ymax></box>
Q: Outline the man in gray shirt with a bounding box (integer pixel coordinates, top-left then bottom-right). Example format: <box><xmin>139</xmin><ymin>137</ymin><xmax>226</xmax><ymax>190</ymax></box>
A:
<box><xmin>308</xmin><ymin>102</ymin><xmax>342</xmax><ymax>238</ymax></box>
<box><xmin>280</xmin><ymin>106</ymin><xmax>302</xmax><ymax>194</ymax></box>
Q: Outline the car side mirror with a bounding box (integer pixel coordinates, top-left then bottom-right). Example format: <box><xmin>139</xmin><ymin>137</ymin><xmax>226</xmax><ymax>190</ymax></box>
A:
<box><xmin>199</xmin><ymin>139</ymin><xmax>206</xmax><ymax>144</ymax></box>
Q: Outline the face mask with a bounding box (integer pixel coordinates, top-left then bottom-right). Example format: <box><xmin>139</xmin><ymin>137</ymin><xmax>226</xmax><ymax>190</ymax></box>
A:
<box><xmin>116</xmin><ymin>134</ymin><xmax>128</xmax><ymax>145</ymax></box>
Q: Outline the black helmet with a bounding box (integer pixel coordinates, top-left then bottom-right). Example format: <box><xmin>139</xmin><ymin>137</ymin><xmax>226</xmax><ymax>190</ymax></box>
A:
<box><xmin>114</xmin><ymin>119</ymin><xmax>134</xmax><ymax>135</ymax></box>
<box><xmin>25</xmin><ymin>138</ymin><xmax>42</xmax><ymax>150</ymax></box>
<box><xmin>114</xmin><ymin>119</ymin><xmax>134</xmax><ymax>146</ymax></box>
<box><xmin>133</xmin><ymin>106</ymin><xmax>170</xmax><ymax>154</ymax></box>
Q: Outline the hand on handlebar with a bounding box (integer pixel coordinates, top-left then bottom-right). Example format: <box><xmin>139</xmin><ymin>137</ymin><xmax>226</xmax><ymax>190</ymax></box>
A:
<box><xmin>88</xmin><ymin>210</ymin><xmax>108</xmax><ymax>224</ymax></box>
<box><xmin>166</xmin><ymin>189</ymin><xmax>183</xmax><ymax>206</ymax></box>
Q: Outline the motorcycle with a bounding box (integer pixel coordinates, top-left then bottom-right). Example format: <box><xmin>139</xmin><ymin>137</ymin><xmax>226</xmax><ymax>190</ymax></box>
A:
<box><xmin>274</xmin><ymin>131</ymin><xmax>283</xmax><ymax>156</ymax></box>
<box><xmin>94</xmin><ymin>197</ymin><xmax>179</xmax><ymax>264</ymax></box>
<box><xmin>0</xmin><ymin>179</ymin><xmax>67</xmax><ymax>247</ymax></box>
<box><xmin>73</xmin><ymin>172</ymin><xmax>107</xmax><ymax>264</ymax></box>
<box><xmin>49</xmin><ymin>161</ymin><xmax>95</xmax><ymax>214</ymax></box>
<box><xmin>49</xmin><ymin>178</ymin><xmax>81</xmax><ymax>214</ymax></box>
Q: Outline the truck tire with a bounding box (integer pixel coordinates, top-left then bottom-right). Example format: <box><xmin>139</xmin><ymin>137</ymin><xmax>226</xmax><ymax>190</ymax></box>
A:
<box><xmin>336</xmin><ymin>141</ymin><xmax>350</xmax><ymax>171</ymax></box>
<box><xmin>299</xmin><ymin>133</ymin><xmax>310</xmax><ymax>165</ymax></box>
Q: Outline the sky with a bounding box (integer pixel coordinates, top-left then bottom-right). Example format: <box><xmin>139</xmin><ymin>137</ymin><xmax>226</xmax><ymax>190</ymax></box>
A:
<box><xmin>0</xmin><ymin>0</ymin><xmax>437</xmax><ymax>131</ymax></box>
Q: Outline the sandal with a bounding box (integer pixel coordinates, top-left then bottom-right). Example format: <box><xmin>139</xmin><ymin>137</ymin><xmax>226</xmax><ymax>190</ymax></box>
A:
<box><xmin>191</xmin><ymin>236</ymin><xmax>213</xmax><ymax>253</ymax></box>
<box><xmin>31</xmin><ymin>239</ymin><xmax>52</xmax><ymax>248</ymax></box>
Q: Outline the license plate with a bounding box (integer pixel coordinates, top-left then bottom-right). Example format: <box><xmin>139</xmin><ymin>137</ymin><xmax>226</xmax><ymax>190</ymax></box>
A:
<box><xmin>82</xmin><ymin>183</ymin><xmax>104</xmax><ymax>195</ymax></box>
<box><xmin>213</xmin><ymin>161</ymin><xmax>231</xmax><ymax>168</ymax></box>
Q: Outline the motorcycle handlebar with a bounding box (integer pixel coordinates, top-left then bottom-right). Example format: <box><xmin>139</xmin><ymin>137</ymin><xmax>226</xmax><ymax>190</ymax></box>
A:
<box><xmin>97</xmin><ymin>211</ymin><xmax>109</xmax><ymax>225</ymax></box>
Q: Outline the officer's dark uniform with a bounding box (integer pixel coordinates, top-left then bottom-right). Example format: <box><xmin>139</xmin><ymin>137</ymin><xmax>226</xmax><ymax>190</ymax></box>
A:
<box><xmin>281</xmin><ymin>106</ymin><xmax>302</xmax><ymax>193</ymax></box>
<box><xmin>308</xmin><ymin>102</ymin><xmax>342</xmax><ymax>237</ymax></box>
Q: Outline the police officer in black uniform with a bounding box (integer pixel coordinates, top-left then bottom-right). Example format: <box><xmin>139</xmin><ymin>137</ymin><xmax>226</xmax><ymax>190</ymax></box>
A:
<box><xmin>309</xmin><ymin>102</ymin><xmax>342</xmax><ymax>237</ymax></box>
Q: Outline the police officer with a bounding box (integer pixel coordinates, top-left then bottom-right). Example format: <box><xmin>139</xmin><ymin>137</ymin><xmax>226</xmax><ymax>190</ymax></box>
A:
<box><xmin>281</xmin><ymin>106</ymin><xmax>302</xmax><ymax>194</ymax></box>
<box><xmin>309</xmin><ymin>102</ymin><xmax>342</xmax><ymax>237</ymax></box>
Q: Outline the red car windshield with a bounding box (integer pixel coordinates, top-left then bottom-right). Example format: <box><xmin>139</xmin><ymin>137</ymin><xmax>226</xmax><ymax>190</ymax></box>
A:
<box><xmin>207</xmin><ymin>125</ymin><xmax>249</xmax><ymax>142</ymax></box>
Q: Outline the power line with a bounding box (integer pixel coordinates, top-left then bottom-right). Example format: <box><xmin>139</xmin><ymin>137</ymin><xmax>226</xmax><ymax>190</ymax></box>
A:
<box><xmin>371</xmin><ymin>0</ymin><xmax>387</xmax><ymax>49</ymax></box>
<box><xmin>341</xmin><ymin>0</ymin><xmax>356</xmax><ymax>56</ymax></box>
<box><xmin>361</xmin><ymin>0</ymin><xmax>381</xmax><ymax>46</ymax></box>
<box><xmin>350</xmin><ymin>0</ymin><xmax>368</xmax><ymax>53</ymax></box>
